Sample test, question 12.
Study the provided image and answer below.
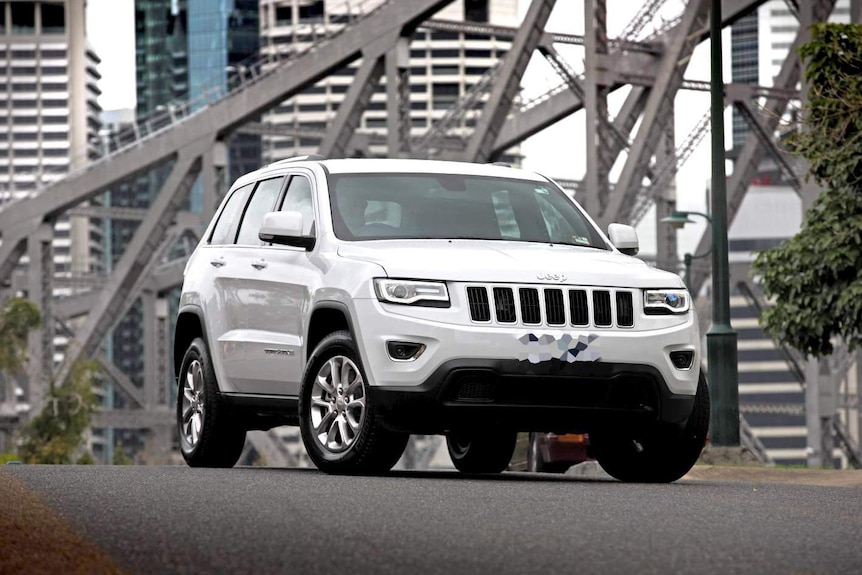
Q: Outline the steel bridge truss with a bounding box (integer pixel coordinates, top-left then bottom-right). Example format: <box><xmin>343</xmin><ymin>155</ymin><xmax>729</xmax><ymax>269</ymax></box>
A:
<box><xmin>0</xmin><ymin>0</ymin><xmax>857</xmax><ymax>465</ymax></box>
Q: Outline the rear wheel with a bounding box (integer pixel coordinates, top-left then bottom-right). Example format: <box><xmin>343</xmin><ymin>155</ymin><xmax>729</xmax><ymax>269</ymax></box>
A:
<box><xmin>447</xmin><ymin>430</ymin><xmax>517</xmax><ymax>474</ymax></box>
<box><xmin>591</xmin><ymin>371</ymin><xmax>710</xmax><ymax>483</ymax></box>
<box><xmin>177</xmin><ymin>337</ymin><xmax>246</xmax><ymax>468</ymax></box>
<box><xmin>299</xmin><ymin>331</ymin><xmax>409</xmax><ymax>474</ymax></box>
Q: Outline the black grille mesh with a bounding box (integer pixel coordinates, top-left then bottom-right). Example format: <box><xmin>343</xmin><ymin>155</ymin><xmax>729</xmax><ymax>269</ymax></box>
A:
<box><xmin>569</xmin><ymin>289</ymin><xmax>589</xmax><ymax>325</ymax></box>
<box><xmin>519</xmin><ymin>288</ymin><xmax>541</xmax><ymax>324</ymax></box>
<box><xmin>466</xmin><ymin>287</ymin><xmax>490</xmax><ymax>322</ymax></box>
<box><xmin>493</xmin><ymin>287</ymin><xmax>516</xmax><ymax>323</ymax></box>
<box><xmin>544</xmin><ymin>289</ymin><xmax>565</xmax><ymax>325</ymax></box>
<box><xmin>616</xmin><ymin>291</ymin><xmax>634</xmax><ymax>327</ymax></box>
<box><xmin>593</xmin><ymin>290</ymin><xmax>612</xmax><ymax>326</ymax></box>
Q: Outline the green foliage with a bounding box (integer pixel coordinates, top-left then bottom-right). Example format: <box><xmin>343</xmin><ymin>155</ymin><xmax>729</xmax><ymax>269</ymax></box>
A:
<box><xmin>18</xmin><ymin>360</ymin><xmax>101</xmax><ymax>464</ymax></box>
<box><xmin>753</xmin><ymin>23</ymin><xmax>862</xmax><ymax>357</ymax></box>
<box><xmin>112</xmin><ymin>444</ymin><xmax>133</xmax><ymax>465</ymax></box>
<box><xmin>0</xmin><ymin>452</ymin><xmax>23</xmax><ymax>464</ymax></box>
<box><xmin>76</xmin><ymin>452</ymin><xmax>96</xmax><ymax>465</ymax></box>
<box><xmin>0</xmin><ymin>297</ymin><xmax>41</xmax><ymax>374</ymax></box>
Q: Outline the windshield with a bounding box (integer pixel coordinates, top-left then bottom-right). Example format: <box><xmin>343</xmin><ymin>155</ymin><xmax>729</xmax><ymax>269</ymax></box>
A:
<box><xmin>327</xmin><ymin>173</ymin><xmax>609</xmax><ymax>249</ymax></box>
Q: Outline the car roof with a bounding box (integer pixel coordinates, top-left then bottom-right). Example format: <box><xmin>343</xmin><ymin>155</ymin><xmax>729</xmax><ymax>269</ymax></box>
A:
<box><xmin>236</xmin><ymin>158</ymin><xmax>550</xmax><ymax>188</ymax></box>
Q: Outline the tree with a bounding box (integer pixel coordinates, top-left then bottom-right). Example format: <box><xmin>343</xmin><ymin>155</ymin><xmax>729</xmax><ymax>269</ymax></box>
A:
<box><xmin>18</xmin><ymin>359</ymin><xmax>101</xmax><ymax>464</ymax></box>
<box><xmin>0</xmin><ymin>297</ymin><xmax>41</xmax><ymax>374</ymax></box>
<box><xmin>752</xmin><ymin>23</ymin><xmax>862</xmax><ymax>357</ymax></box>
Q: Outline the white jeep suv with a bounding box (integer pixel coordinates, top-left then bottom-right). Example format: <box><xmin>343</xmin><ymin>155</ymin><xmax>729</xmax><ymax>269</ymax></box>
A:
<box><xmin>175</xmin><ymin>157</ymin><xmax>709</xmax><ymax>482</ymax></box>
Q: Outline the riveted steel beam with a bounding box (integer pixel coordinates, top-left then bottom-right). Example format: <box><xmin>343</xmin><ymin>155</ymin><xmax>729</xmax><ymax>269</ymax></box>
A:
<box><xmin>464</xmin><ymin>0</ymin><xmax>556</xmax><ymax>163</ymax></box>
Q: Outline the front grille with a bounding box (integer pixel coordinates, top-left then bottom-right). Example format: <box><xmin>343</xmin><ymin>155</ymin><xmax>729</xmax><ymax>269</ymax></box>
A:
<box><xmin>466</xmin><ymin>284</ymin><xmax>636</xmax><ymax>328</ymax></box>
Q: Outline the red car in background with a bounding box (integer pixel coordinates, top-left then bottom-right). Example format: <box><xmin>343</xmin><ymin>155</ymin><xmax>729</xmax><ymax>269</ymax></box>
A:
<box><xmin>526</xmin><ymin>432</ymin><xmax>592</xmax><ymax>473</ymax></box>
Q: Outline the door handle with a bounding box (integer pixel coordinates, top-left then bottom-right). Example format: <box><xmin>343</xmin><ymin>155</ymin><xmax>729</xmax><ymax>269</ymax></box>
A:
<box><xmin>210</xmin><ymin>257</ymin><xmax>226</xmax><ymax>268</ymax></box>
<box><xmin>251</xmin><ymin>259</ymin><xmax>268</xmax><ymax>270</ymax></box>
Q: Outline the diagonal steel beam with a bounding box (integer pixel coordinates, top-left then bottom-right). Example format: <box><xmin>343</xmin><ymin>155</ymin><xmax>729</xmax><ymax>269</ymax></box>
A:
<box><xmin>491</xmin><ymin>0</ymin><xmax>766</xmax><ymax>159</ymax></box>
<box><xmin>0</xmin><ymin>234</ymin><xmax>28</xmax><ymax>290</ymax></box>
<box><xmin>55</xmin><ymin>138</ymin><xmax>211</xmax><ymax>385</ymax></box>
<box><xmin>464</xmin><ymin>0</ymin><xmax>556</xmax><ymax>163</ymax></box>
<box><xmin>688</xmin><ymin>0</ymin><xmax>836</xmax><ymax>296</ymax></box>
<box><xmin>601</xmin><ymin>0</ymin><xmax>710</xmax><ymax>228</ymax></box>
<box><xmin>0</xmin><ymin>0</ymin><xmax>455</xmax><ymax>236</ymax></box>
<box><xmin>318</xmin><ymin>53</ymin><xmax>386</xmax><ymax>158</ymax></box>
<box><xmin>733</xmin><ymin>100</ymin><xmax>801</xmax><ymax>191</ymax></box>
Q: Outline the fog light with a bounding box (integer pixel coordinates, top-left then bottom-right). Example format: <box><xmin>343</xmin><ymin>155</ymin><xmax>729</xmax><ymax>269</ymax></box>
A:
<box><xmin>669</xmin><ymin>350</ymin><xmax>694</xmax><ymax>370</ymax></box>
<box><xmin>387</xmin><ymin>341</ymin><xmax>425</xmax><ymax>361</ymax></box>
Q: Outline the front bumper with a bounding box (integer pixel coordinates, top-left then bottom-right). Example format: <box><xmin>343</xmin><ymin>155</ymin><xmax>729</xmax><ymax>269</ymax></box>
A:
<box><xmin>367</xmin><ymin>359</ymin><xmax>696</xmax><ymax>434</ymax></box>
<box><xmin>351</xmin><ymin>298</ymin><xmax>701</xmax><ymax>435</ymax></box>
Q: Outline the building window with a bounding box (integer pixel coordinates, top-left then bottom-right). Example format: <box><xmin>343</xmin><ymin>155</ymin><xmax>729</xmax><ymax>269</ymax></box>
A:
<box><xmin>275</xmin><ymin>5</ymin><xmax>291</xmax><ymax>25</ymax></box>
<box><xmin>465</xmin><ymin>0</ymin><xmax>489</xmax><ymax>23</ymax></box>
<box><xmin>41</xmin><ymin>2</ymin><xmax>65</xmax><ymax>34</ymax></box>
<box><xmin>298</xmin><ymin>1</ymin><xmax>323</xmax><ymax>24</ymax></box>
<box><xmin>11</xmin><ymin>2</ymin><xmax>35</xmax><ymax>34</ymax></box>
<box><xmin>40</xmin><ymin>49</ymin><xmax>67</xmax><ymax>59</ymax></box>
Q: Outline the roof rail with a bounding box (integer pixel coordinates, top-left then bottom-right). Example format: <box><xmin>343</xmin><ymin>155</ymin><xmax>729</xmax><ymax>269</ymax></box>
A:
<box><xmin>265</xmin><ymin>154</ymin><xmax>326</xmax><ymax>168</ymax></box>
<box><xmin>491</xmin><ymin>161</ymin><xmax>512</xmax><ymax>168</ymax></box>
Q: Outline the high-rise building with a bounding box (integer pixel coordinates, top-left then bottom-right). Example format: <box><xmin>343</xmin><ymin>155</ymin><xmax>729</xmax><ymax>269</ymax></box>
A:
<box><xmin>0</xmin><ymin>0</ymin><xmax>103</xmax><ymax>279</ymax></box>
<box><xmin>730</xmin><ymin>11</ymin><xmax>758</xmax><ymax>152</ymax></box>
<box><xmin>258</xmin><ymin>0</ymin><xmax>520</xmax><ymax>164</ymax></box>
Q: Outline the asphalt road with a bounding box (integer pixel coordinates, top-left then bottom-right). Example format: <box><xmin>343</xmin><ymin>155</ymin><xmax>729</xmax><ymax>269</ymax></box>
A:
<box><xmin>5</xmin><ymin>465</ymin><xmax>862</xmax><ymax>575</ymax></box>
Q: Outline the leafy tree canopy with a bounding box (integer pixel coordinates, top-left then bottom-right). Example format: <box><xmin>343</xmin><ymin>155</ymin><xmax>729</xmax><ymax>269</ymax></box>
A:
<box><xmin>0</xmin><ymin>297</ymin><xmax>41</xmax><ymax>373</ymax></box>
<box><xmin>18</xmin><ymin>359</ymin><xmax>101</xmax><ymax>464</ymax></box>
<box><xmin>753</xmin><ymin>23</ymin><xmax>862</xmax><ymax>357</ymax></box>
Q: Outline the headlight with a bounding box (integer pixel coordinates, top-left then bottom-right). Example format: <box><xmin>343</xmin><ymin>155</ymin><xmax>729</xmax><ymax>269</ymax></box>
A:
<box><xmin>644</xmin><ymin>289</ymin><xmax>690</xmax><ymax>314</ymax></box>
<box><xmin>374</xmin><ymin>279</ymin><xmax>450</xmax><ymax>307</ymax></box>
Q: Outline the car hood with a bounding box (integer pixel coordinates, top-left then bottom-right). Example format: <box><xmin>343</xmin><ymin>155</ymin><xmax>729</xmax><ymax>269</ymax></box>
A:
<box><xmin>337</xmin><ymin>240</ymin><xmax>683</xmax><ymax>288</ymax></box>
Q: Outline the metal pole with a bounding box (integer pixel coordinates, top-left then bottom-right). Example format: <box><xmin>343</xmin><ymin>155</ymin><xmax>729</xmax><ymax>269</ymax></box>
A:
<box><xmin>707</xmin><ymin>0</ymin><xmax>739</xmax><ymax>446</ymax></box>
<box><xmin>683</xmin><ymin>253</ymin><xmax>692</xmax><ymax>291</ymax></box>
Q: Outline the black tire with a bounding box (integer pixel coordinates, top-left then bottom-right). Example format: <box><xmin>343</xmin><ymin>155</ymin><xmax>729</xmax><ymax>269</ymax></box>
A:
<box><xmin>591</xmin><ymin>371</ymin><xmax>710</xmax><ymax>483</ymax></box>
<box><xmin>299</xmin><ymin>331</ymin><xmax>409</xmax><ymax>475</ymax></box>
<box><xmin>447</xmin><ymin>430</ymin><xmax>517</xmax><ymax>474</ymax></box>
<box><xmin>526</xmin><ymin>433</ymin><xmax>571</xmax><ymax>474</ymax></box>
<box><xmin>177</xmin><ymin>337</ymin><xmax>246</xmax><ymax>468</ymax></box>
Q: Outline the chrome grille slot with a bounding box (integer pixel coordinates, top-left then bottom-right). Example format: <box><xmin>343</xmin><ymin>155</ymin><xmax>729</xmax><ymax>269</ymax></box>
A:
<box><xmin>493</xmin><ymin>287</ymin><xmax>516</xmax><ymax>323</ymax></box>
<box><xmin>569</xmin><ymin>289</ymin><xmax>589</xmax><ymax>326</ymax></box>
<box><xmin>467</xmin><ymin>287</ymin><xmax>491</xmax><ymax>322</ymax></box>
<box><xmin>616</xmin><ymin>291</ymin><xmax>634</xmax><ymax>327</ymax></box>
<box><xmin>519</xmin><ymin>288</ymin><xmax>541</xmax><ymax>324</ymax></box>
<box><xmin>593</xmin><ymin>290</ymin><xmax>612</xmax><ymax>327</ymax></box>
<box><xmin>544</xmin><ymin>289</ymin><xmax>565</xmax><ymax>325</ymax></box>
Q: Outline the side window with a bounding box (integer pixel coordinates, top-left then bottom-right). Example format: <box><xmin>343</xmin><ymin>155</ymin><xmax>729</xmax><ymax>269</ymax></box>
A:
<box><xmin>210</xmin><ymin>183</ymin><xmax>252</xmax><ymax>245</ymax></box>
<box><xmin>279</xmin><ymin>175</ymin><xmax>315</xmax><ymax>235</ymax></box>
<box><xmin>235</xmin><ymin>177</ymin><xmax>285</xmax><ymax>246</ymax></box>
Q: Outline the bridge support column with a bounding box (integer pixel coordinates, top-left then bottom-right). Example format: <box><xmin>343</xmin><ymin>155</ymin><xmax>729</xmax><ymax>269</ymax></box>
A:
<box><xmin>584</xmin><ymin>0</ymin><xmax>610</xmax><ymax>219</ymax></box>
<box><xmin>386</xmin><ymin>38</ymin><xmax>411</xmax><ymax>158</ymax></box>
<box><xmin>26</xmin><ymin>223</ymin><xmax>54</xmax><ymax>420</ymax></box>
<box><xmin>654</xmin><ymin>116</ymin><xmax>678</xmax><ymax>272</ymax></box>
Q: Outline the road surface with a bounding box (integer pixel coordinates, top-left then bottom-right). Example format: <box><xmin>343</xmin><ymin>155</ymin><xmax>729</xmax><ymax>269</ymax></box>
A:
<box><xmin>3</xmin><ymin>465</ymin><xmax>861</xmax><ymax>574</ymax></box>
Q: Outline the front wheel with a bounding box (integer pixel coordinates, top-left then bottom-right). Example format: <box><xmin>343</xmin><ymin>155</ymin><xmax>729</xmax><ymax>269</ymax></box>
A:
<box><xmin>177</xmin><ymin>337</ymin><xmax>246</xmax><ymax>468</ymax></box>
<box><xmin>447</xmin><ymin>430</ymin><xmax>517</xmax><ymax>474</ymax></box>
<box><xmin>299</xmin><ymin>331</ymin><xmax>409</xmax><ymax>474</ymax></box>
<box><xmin>591</xmin><ymin>371</ymin><xmax>710</xmax><ymax>483</ymax></box>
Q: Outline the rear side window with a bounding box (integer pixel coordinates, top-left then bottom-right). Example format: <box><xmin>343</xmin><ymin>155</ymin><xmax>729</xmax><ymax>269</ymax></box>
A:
<box><xmin>235</xmin><ymin>177</ymin><xmax>285</xmax><ymax>246</ymax></box>
<box><xmin>209</xmin><ymin>183</ymin><xmax>252</xmax><ymax>245</ymax></box>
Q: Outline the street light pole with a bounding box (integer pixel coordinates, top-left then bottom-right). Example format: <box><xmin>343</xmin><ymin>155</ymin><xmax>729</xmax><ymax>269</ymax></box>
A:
<box><xmin>708</xmin><ymin>0</ymin><xmax>739</xmax><ymax>445</ymax></box>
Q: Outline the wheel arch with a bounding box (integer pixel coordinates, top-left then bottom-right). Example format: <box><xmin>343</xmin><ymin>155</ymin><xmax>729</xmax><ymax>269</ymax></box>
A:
<box><xmin>174</xmin><ymin>305</ymin><xmax>209</xmax><ymax>378</ymax></box>
<box><xmin>306</xmin><ymin>301</ymin><xmax>356</xmax><ymax>361</ymax></box>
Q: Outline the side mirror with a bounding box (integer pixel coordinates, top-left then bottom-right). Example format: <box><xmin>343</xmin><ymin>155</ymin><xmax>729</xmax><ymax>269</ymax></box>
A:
<box><xmin>259</xmin><ymin>211</ymin><xmax>315</xmax><ymax>250</ymax></box>
<box><xmin>608</xmin><ymin>223</ymin><xmax>639</xmax><ymax>256</ymax></box>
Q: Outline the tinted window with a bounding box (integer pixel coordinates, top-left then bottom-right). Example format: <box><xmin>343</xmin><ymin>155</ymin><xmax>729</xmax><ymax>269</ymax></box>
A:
<box><xmin>236</xmin><ymin>177</ymin><xmax>284</xmax><ymax>245</ymax></box>
<box><xmin>279</xmin><ymin>176</ymin><xmax>315</xmax><ymax>235</ymax></box>
<box><xmin>328</xmin><ymin>173</ymin><xmax>608</xmax><ymax>249</ymax></box>
<box><xmin>210</xmin><ymin>183</ymin><xmax>252</xmax><ymax>245</ymax></box>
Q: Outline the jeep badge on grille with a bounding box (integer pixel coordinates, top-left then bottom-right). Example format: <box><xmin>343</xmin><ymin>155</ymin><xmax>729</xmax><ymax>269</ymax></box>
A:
<box><xmin>537</xmin><ymin>272</ymin><xmax>567</xmax><ymax>282</ymax></box>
